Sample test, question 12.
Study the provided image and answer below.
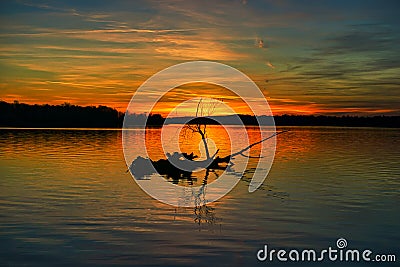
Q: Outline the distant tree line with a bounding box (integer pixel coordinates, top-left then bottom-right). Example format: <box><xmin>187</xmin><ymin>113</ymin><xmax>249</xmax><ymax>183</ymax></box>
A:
<box><xmin>0</xmin><ymin>100</ymin><xmax>123</xmax><ymax>128</ymax></box>
<box><xmin>273</xmin><ymin>114</ymin><xmax>399</xmax><ymax>128</ymax></box>
<box><xmin>171</xmin><ymin>114</ymin><xmax>400</xmax><ymax>128</ymax></box>
<box><xmin>0</xmin><ymin>101</ymin><xmax>167</xmax><ymax>128</ymax></box>
<box><xmin>238</xmin><ymin>114</ymin><xmax>400</xmax><ymax>128</ymax></box>
<box><xmin>0</xmin><ymin>101</ymin><xmax>399</xmax><ymax>128</ymax></box>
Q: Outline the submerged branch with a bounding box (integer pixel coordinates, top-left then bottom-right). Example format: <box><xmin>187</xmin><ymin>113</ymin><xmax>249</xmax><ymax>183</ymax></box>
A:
<box><xmin>230</xmin><ymin>130</ymin><xmax>288</xmax><ymax>158</ymax></box>
<box><xmin>207</xmin><ymin>130</ymin><xmax>289</xmax><ymax>167</ymax></box>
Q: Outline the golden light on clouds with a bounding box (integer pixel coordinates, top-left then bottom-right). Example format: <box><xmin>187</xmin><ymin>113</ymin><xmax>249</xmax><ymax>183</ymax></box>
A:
<box><xmin>148</xmin><ymin>83</ymin><xmax>254</xmax><ymax>117</ymax></box>
<box><xmin>1</xmin><ymin>1</ymin><xmax>399</xmax><ymax>116</ymax></box>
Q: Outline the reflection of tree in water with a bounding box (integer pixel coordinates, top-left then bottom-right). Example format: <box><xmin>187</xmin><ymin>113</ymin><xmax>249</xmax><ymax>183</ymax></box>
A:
<box><xmin>168</xmin><ymin>169</ymin><xmax>221</xmax><ymax>230</ymax></box>
<box><xmin>193</xmin><ymin>169</ymin><xmax>222</xmax><ymax>231</ymax></box>
<box><xmin>192</xmin><ymin>169</ymin><xmax>219</xmax><ymax>229</ymax></box>
<box><xmin>194</xmin><ymin>204</ymin><xmax>217</xmax><ymax>229</ymax></box>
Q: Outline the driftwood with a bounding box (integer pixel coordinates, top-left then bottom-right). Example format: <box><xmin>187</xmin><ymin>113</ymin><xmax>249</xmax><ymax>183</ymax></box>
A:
<box><xmin>128</xmin><ymin>130</ymin><xmax>288</xmax><ymax>180</ymax></box>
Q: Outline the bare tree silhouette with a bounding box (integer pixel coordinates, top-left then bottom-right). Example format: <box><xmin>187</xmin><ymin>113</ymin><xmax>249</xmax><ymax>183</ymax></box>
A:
<box><xmin>181</xmin><ymin>98</ymin><xmax>222</xmax><ymax>160</ymax></box>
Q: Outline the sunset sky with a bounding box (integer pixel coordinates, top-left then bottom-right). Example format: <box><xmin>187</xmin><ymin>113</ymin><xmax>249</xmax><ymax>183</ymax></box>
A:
<box><xmin>0</xmin><ymin>0</ymin><xmax>399</xmax><ymax>116</ymax></box>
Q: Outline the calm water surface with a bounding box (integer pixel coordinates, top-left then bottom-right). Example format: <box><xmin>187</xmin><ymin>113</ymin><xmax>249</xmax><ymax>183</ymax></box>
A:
<box><xmin>0</xmin><ymin>127</ymin><xmax>399</xmax><ymax>266</ymax></box>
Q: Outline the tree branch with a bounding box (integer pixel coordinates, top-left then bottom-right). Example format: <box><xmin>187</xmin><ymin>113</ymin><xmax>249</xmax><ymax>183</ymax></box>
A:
<box><xmin>230</xmin><ymin>130</ymin><xmax>288</xmax><ymax>158</ymax></box>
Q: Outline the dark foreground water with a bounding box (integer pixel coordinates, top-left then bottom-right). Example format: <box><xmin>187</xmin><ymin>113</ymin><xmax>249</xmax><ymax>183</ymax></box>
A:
<box><xmin>0</xmin><ymin>127</ymin><xmax>399</xmax><ymax>266</ymax></box>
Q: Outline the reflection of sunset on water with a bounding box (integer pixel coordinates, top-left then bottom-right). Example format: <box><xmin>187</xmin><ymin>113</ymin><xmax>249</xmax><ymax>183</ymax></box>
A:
<box><xmin>2</xmin><ymin>127</ymin><xmax>399</xmax><ymax>266</ymax></box>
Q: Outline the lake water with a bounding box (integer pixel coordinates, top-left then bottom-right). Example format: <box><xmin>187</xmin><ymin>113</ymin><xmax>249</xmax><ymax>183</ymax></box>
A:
<box><xmin>0</xmin><ymin>127</ymin><xmax>399</xmax><ymax>266</ymax></box>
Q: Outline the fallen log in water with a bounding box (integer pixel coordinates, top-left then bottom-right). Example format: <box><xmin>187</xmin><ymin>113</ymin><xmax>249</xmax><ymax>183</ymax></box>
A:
<box><xmin>128</xmin><ymin>130</ymin><xmax>288</xmax><ymax>179</ymax></box>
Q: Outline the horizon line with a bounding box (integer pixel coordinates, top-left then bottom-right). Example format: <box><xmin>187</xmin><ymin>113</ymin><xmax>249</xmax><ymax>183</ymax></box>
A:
<box><xmin>2</xmin><ymin>100</ymin><xmax>399</xmax><ymax>118</ymax></box>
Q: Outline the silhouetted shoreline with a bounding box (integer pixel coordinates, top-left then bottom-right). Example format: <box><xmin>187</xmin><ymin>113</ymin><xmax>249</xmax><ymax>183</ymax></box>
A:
<box><xmin>1</xmin><ymin>101</ymin><xmax>399</xmax><ymax>128</ymax></box>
